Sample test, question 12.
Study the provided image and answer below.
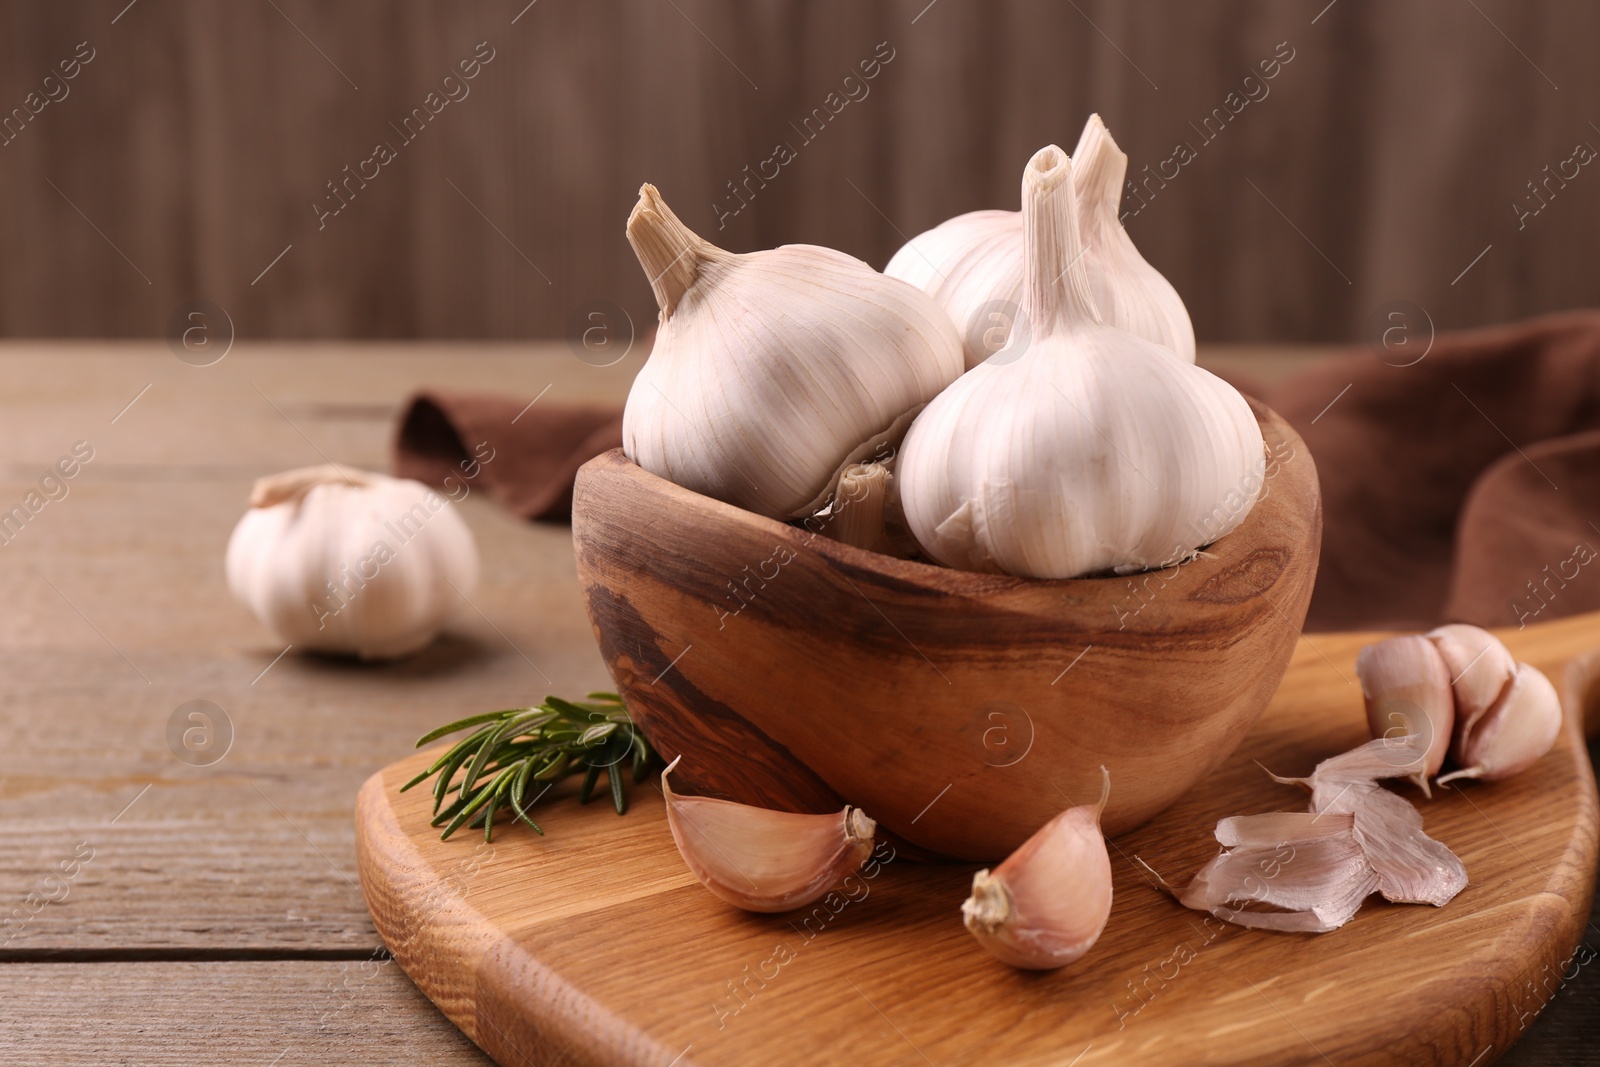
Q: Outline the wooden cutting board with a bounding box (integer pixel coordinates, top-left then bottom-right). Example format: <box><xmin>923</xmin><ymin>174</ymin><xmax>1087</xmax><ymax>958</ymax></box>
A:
<box><xmin>355</xmin><ymin>613</ymin><xmax>1600</xmax><ymax>1067</ymax></box>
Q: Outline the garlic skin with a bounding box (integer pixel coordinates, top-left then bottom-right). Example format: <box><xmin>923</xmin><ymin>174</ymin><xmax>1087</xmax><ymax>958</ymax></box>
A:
<box><xmin>1438</xmin><ymin>663</ymin><xmax>1562</xmax><ymax>784</ymax></box>
<box><xmin>896</xmin><ymin>145</ymin><xmax>1264</xmax><ymax>578</ymax></box>
<box><xmin>225</xmin><ymin>465</ymin><xmax>478</xmax><ymax>660</ymax></box>
<box><xmin>1070</xmin><ymin>115</ymin><xmax>1196</xmax><ymax>364</ymax></box>
<box><xmin>1426</xmin><ymin>624</ymin><xmax>1517</xmax><ymax>743</ymax></box>
<box><xmin>814</xmin><ymin>461</ymin><xmax>914</xmax><ymax>557</ymax></box>
<box><xmin>623</xmin><ymin>184</ymin><xmax>963</xmax><ymax>519</ymax></box>
<box><xmin>885</xmin><ymin>114</ymin><xmax>1194</xmax><ymax>368</ymax></box>
<box><xmin>962</xmin><ymin>767</ymin><xmax>1112</xmax><ymax>969</ymax></box>
<box><xmin>884</xmin><ymin>210</ymin><xmax>1026</xmax><ymax>369</ymax></box>
<box><xmin>1355</xmin><ymin>635</ymin><xmax>1455</xmax><ymax>796</ymax></box>
<box><xmin>661</xmin><ymin>758</ymin><xmax>876</xmax><ymax>913</ymax></box>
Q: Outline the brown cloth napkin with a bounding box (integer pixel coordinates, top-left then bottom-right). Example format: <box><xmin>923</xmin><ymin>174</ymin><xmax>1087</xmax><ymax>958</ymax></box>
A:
<box><xmin>392</xmin><ymin>391</ymin><xmax>622</xmax><ymax>520</ymax></box>
<box><xmin>1263</xmin><ymin>310</ymin><xmax>1600</xmax><ymax>632</ymax></box>
<box><xmin>393</xmin><ymin>311</ymin><xmax>1600</xmax><ymax>633</ymax></box>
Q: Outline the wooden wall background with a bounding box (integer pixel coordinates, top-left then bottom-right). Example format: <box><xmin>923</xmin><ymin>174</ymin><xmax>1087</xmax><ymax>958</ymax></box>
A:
<box><xmin>0</xmin><ymin>0</ymin><xmax>1596</xmax><ymax>341</ymax></box>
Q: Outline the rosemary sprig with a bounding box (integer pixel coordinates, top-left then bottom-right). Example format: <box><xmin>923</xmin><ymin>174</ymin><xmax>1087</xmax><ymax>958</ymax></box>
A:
<box><xmin>400</xmin><ymin>691</ymin><xmax>655</xmax><ymax>842</ymax></box>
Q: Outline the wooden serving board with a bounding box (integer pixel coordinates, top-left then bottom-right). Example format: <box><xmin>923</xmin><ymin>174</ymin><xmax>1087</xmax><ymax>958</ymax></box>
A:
<box><xmin>356</xmin><ymin>614</ymin><xmax>1600</xmax><ymax>1067</ymax></box>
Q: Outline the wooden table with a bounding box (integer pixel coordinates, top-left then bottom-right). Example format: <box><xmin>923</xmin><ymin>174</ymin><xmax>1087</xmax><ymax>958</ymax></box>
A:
<box><xmin>0</xmin><ymin>341</ymin><xmax>1593</xmax><ymax>1065</ymax></box>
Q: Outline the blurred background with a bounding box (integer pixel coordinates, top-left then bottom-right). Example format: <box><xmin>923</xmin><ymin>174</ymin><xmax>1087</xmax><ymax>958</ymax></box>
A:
<box><xmin>1</xmin><ymin>0</ymin><xmax>1596</xmax><ymax>342</ymax></box>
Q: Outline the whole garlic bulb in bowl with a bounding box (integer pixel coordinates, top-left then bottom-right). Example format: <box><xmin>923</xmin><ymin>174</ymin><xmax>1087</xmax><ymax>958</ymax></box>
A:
<box><xmin>225</xmin><ymin>465</ymin><xmax>479</xmax><ymax>660</ymax></box>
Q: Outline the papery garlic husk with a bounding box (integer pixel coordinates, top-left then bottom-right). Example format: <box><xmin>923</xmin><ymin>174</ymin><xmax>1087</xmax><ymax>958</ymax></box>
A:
<box><xmin>1271</xmin><ymin>736</ymin><xmax>1467</xmax><ymax>907</ymax></box>
<box><xmin>1355</xmin><ymin>635</ymin><xmax>1455</xmax><ymax>796</ymax></box>
<box><xmin>661</xmin><ymin>757</ymin><xmax>876</xmax><ymax>913</ymax></box>
<box><xmin>895</xmin><ymin>144</ymin><xmax>1264</xmax><ymax>578</ymax></box>
<box><xmin>1425</xmin><ymin>624</ymin><xmax>1517</xmax><ymax>756</ymax></box>
<box><xmin>1149</xmin><ymin>811</ymin><xmax>1377</xmax><ymax>933</ymax></box>
<box><xmin>962</xmin><ymin>767</ymin><xmax>1112</xmax><ymax>969</ymax></box>
<box><xmin>1438</xmin><ymin>662</ymin><xmax>1562</xmax><ymax>785</ymax></box>
<box><xmin>885</xmin><ymin>114</ymin><xmax>1195</xmax><ymax>368</ymax></box>
<box><xmin>225</xmin><ymin>465</ymin><xmax>479</xmax><ymax>660</ymax></box>
<box><xmin>622</xmin><ymin>184</ymin><xmax>964</xmax><ymax>519</ymax></box>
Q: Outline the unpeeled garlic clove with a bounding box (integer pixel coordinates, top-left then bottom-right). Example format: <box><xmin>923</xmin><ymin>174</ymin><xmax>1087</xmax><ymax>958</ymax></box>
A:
<box><xmin>1438</xmin><ymin>663</ymin><xmax>1562</xmax><ymax>785</ymax></box>
<box><xmin>1425</xmin><ymin>624</ymin><xmax>1517</xmax><ymax>759</ymax></box>
<box><xmin>961</xmin><ymin>767</ymin><xmax>1112</xmax><ymax>969</ymax></box>
<box><xmin>661</xmin><ymin>757</ymin><xmax>876</xmax><ymax>913</ymax></box>
<box><xmin>1355</xmin><ymin>635</ymin><xmax>1454</xmax><ymax>796</ymax></box>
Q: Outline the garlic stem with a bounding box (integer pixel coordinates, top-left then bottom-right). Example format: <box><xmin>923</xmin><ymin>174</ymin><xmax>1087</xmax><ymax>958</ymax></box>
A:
<box><xmin>1021</xmin><ymin>146</ymin><xmax>1100</xmax><ymax>333</ymax></box>
<box><xmin>626</xmin><ymin>184</ymin><xmax>716</xmax><ymax>320</ymax></box>
<box><xmin>820</xmin><ymin>462</ymin><xmax>896</xmax><ymax>555</ymax></box>
<box><xmin>248</xmin><ymin>464</ymin><xmax>372</xmax><ymax>508</ymax></box>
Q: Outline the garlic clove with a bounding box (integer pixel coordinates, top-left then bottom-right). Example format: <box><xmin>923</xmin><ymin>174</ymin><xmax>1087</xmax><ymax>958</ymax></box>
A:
<box><xmin>623</xmin><ymin>184</ymin><xmax>964</xmax><ymax>520</ymax></box>
<box><xmin>225</xmin><ymin>464</ymin><xmax>478</xmax><ymax>660</ymax></box>
<box><xmin>661</xmin><ymin>757</ymin><xmax>876</xmax><ymax>913</ymax></box>
<box><xmin>961</xmin><ymin>767</ymin><xmax>1112</xmax><ymax>969</ymax></box>
<box><xmin>896</xmin><ymin>144</ymin><xmax>1264</xmax><ymax>579</ymax></box>
<box><xmin>1425</xmin><ymin>624</ymin><xmax>1518</xmax><ymax>760</ymax></box>
<box><xmin>1355</xmin><ymin>635</ymin><xmax>1455</xmax><ymax>796</ymax></box>
<box><xmin>1438</xmin><ymin>662</ymin><xmax>1562</xmax><ymax>785</ymax></box>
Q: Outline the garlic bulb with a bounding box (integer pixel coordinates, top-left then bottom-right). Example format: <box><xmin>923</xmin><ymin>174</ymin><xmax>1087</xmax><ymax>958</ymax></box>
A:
<box><xmin>225</xmin><ymin>465</ymin><xmax>478</xmax><ymax>660</ymax></box>
<box><xmin>962</xmin><ymin>767</ymin><xmax>1112</xmax><ymax>969</ymax></box>
<box><xmin>885</xmin><ymin>210</ymin><xmax>1026</xmax><ymax>369</ymax></box>
<box><xmin>1438</xmin><ymin>663</ymin><xmax>1562</xmax><ymax>784</ymax></box>
<box><xmin>896</xmin><ymin>145</ymin><xmax>1265</xmax><ymax>578</ymax></box>
<box><xmin>1355</xmin><ymin>635</ymin><xmax>1454</xmax><ymax>795</ymax></box>
<box><xmin>885</xmin><ymin>114</ymin><xmax>1194</xmax><ymax>367</ymax></box>
<box><xmin>623</xmin><ymin>184</ymin><xmax>963</xmax><ymax>519</ymax></box>
<box><xmin>661</xmin><ymin>757</ymin><xmax>876</xmax><ymax>913</ymax></box>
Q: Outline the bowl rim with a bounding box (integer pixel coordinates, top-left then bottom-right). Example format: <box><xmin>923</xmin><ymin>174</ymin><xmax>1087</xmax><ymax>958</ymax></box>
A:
<box><xmin>575</xmin><ymin>399</ymin><xmax>1318</xmax><ymax>603</ymax></box>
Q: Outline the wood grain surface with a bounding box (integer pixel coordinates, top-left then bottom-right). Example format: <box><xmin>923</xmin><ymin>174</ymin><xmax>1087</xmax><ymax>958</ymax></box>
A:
<box><xmin>2</xmin><ymin>4</ymin><xmax>1600</xmax><ymax>342</ymax></box>
<box><xmin>1</xmin><ymin>342</ymin><xmax>1595</xmax><ymax>1066</ymax></box>
<box><xmin>571</xmin><ymin>402</ymin><xmax>1320</xmax><ymax>859</ymax></box>
<box><xmin>357</xmin><ymin>610</ymin><xmax>1600</xmax><ymax>1067</ymax></box>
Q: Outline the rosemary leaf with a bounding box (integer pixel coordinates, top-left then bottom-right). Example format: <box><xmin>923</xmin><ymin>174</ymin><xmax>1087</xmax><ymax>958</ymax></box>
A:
<box><xmin>406</xmin><ymin>691</ymin><xmax>654</xmax><ymax>842</ymax></box>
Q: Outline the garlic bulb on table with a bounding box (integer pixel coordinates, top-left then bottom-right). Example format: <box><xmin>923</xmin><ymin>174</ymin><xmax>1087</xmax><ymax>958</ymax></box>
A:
<box><xmin>623</xmin><ymin>184</ymin><xmax>964</xmax><ymax>519</ymax></box>
<box><xmin>885</xmin><ymin>114</ymin><xmax>1195</xmax><ymax>367</ymax></box>
<box><xmin>896</xmin><ymin>145</ymin><xmax>1265</xmax><ymax>579</ymax></box>
<box><xmin>225</xmin><ymin>465</ymin><xmax>479</xmax><ymax>660</ymax></box>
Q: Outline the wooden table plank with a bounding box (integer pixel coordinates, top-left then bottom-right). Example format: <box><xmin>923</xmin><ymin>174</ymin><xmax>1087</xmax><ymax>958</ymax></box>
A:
<box><xmin>0</xmin><ymin>962</ymin><xmax>493</xmax><ymax>1065</ymax></box>
<box><xmin>0</xmin><ymin>343</ymin><xmax>634</xmax><ymax>957</ymax></box>
<box><xmin>0</xmin><ymin>342</ymin><xmax>1590</xmax><ymax>1065</ymax></box>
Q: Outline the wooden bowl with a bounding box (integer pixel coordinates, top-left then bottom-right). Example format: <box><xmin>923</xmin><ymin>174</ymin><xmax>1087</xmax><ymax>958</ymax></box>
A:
<box><xmin>572</xmin><ymin>401</ymin><xmax>1321</xmax><ymax>862</ymax></box>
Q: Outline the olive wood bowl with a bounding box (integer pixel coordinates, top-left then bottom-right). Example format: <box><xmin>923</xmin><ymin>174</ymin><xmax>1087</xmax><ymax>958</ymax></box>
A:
<box><xmin>572</xmin><ymin>400</ymin><xmax>1321</xmax><ymax>862</ymax></box>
